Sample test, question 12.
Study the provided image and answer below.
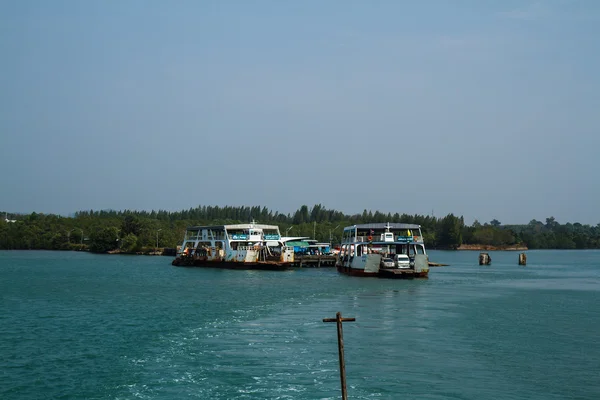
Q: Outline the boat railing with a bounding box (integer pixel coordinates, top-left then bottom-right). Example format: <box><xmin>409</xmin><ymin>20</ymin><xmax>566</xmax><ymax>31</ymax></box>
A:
<box><xmin>238</xmin><ymin>245</ymin><xmax>258</xmax><ymax>251</ymax></box>
<box><xmin>185</xmin><ymin>234</ymin><xmax>228</xmax><ymax>241</ymax></box>
<box><xmin>354</xmin><ymin>235</ymin><xmax>423</xmax><ymax>243</ymax></box>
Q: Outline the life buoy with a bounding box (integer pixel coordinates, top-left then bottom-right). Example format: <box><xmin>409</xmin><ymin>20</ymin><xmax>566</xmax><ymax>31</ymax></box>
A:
<box><xmin>368</xmin><ymin>236</ymin><xmax>373</xmax><ymax>241</ymax></box>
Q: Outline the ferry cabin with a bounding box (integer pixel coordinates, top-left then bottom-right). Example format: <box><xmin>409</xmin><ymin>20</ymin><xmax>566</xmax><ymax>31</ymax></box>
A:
<box><xmin>178</xmin><ymin>222</ymin><xmax>294</xmax><ymax>264</ymax></box>
<box><xmin>306</xmin><ymin>241</ymin><xmax>332</xmax><ymax>255</ymax></box>
<box><xmin>284</xmin><ymin>239</ymin><xmax>332</xmax><ymax>255</ymax></box>
<box><xmin>337</xmin><ymin>223</ymin><xmax>429</xmax><ymax>277</ymax></box>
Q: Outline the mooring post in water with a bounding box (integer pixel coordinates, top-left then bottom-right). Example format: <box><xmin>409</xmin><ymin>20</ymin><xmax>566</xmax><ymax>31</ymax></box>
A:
<box><xmin>479</xmin><ymin>252</ymin><xmax>491</xmax><ymax>265</ymax></box>
<box><xmin>519</xmin><ymin>253</ymin><xmax>527</xmax><ymax>266</ymax></box>
<box><xmin>323</xmin><ymin>312</ymin><xmax>355</xmax><ymax>400</ymax></box>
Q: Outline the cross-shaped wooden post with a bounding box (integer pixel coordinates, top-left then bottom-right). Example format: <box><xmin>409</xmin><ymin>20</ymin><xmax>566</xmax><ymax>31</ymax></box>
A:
<box><xmin>323</xmin><ymin>312</ymin><xmax>356</xmax><ymax>400</ymax></box>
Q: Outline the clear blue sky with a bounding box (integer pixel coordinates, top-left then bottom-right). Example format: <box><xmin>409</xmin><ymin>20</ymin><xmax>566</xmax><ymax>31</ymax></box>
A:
<box><xmin>1</xmin><ymin>0</ymin><xmax>599</xmax><ymax>225</ymax></box>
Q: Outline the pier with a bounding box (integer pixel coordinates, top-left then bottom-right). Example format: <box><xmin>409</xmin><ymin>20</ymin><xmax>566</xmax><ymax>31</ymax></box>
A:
<box><xmin>293</xmin><ymin>255</ymin><xmax>337</xmax><ymax>268</ymax></box>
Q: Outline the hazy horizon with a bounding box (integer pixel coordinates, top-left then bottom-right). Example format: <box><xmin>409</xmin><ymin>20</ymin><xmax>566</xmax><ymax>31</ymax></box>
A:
<box><xmin>2</xmin><ymin>1</ymin><xmax>599</xmax><ymax>226</ymax></box>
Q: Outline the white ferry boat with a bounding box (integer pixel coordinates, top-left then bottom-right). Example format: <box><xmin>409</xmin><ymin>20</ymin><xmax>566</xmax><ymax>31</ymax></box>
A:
<box><xmin>336</xmin><ymin>222</ymin><xmax>429</xmax><ymax>278</ymax></box>
<box><xmin>172</xmin><ymin>221</ymin><xmax>295</xmax><ymax>270</ymax></box>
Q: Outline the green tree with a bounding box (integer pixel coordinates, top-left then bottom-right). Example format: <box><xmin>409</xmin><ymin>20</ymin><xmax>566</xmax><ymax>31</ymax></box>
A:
<box><xmin>89</xmin><ymin>227</ymin><xmax>119</xmax><ymax>253</ymax></box>
<box><xmin>121</xmin><ymin>233</ymin><xmax>139</xmax><ymax>253</ymax></box>
<box><xmin>437</xmin><ymin>214</ymin><xmax>463</xmax><ymax>249</ymax></box>
<box><xmin>122</xmin><ymin>215</ymin><xmax>143</xmax><ymax>236</ymax></box>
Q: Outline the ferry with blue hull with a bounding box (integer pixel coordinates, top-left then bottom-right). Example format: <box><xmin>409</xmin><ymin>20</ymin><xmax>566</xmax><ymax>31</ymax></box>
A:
<box><xmin>336</xmin><ymin>222</ymin><xmax>429</xmax><ymax>278</ymax></box>
<box><xmin>172</xmin><ymin>221</ymin><xmax>294</xmax><ymax>270</ymax></box>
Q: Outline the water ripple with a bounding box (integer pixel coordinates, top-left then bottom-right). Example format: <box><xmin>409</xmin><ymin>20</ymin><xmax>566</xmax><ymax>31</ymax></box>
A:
<box><xmin>1</xmin><ymin>250</ymin><xmax>600</xmax><ymax>399</ymax></box>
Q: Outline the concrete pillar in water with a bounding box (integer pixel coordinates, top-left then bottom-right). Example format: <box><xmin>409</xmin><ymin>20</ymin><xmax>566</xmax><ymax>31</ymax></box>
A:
<box><xmin>518</xmin><ymin>253</ymin><xmax>527</xmax><ymax>266</ymax></box>
<box><xmin>479</xmin><ymin>253</ymin><xmax>491</xmax><ymax>265</ymax></box>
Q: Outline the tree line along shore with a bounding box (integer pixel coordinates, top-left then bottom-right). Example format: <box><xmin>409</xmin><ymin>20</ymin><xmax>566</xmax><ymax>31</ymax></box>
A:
<box><xmin>2</xmin><ymin>205</ymin><xmax>599</xmax><ymax>253</ymax></box>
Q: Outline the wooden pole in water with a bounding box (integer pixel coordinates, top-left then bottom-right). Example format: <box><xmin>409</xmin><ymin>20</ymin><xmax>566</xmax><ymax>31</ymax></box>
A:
<box><xmin>323</xmin><ymin>312</ymin><xmax>355</xmax><ymax>400</ymax></box>
<box><xmin>479</xmin><ymin>252</ymin><xmax>491</xmax><ymax>265</ymax></box>
<box><xmin>519</xmin><ymin>253</ymin><xmax>527</xmax><ymax>265</ymax></box>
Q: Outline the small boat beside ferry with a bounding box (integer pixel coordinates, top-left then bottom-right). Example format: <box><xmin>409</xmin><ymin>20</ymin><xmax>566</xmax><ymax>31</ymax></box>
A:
<box><xmin>336</xmin><ymin>222</ymin><xmax>429</xmax><ymax>278</ymax></box>
<box><xmin>172</xmin><ymin>221</ymin><xmax>295</xmax><ymax>270</ymax></box>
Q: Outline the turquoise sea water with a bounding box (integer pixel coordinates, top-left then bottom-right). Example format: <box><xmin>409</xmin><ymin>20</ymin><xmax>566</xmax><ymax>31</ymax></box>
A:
<box><xmin>1</xmin><ymin>250</ymin><xmax>599</xmax><ymax>400</ymax></box>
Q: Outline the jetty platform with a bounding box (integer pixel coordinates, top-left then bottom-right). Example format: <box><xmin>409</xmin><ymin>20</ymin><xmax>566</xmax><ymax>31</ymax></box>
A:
<box><xmin>292</xmin><ymin>255</ymin><xmax>337</xmax><ymax>268</ymax></box>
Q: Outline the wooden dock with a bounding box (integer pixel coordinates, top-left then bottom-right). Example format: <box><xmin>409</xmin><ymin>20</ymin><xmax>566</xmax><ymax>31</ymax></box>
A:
<box><xmin>293</xmin><ymin>255</ymin><xmax>337</xmax><ymax>268</ymax></box>
<box><xmin>428</xmin><ymin>261</ymin><xmax>449</xmax><ymax>267</ymax></box>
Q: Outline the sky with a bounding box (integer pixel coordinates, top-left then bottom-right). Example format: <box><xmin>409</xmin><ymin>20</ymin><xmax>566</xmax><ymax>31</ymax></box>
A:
<box><xmin>1</xmin><ymin>0</ymin><xmax>599</xmax><ymax>225</ymax></box>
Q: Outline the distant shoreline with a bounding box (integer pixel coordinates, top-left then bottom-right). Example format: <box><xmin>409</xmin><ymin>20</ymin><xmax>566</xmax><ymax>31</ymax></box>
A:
<box><xmin>456</xmin><ymin>244</ymin><xmax>528</xmax><ymax>251</ymax></box>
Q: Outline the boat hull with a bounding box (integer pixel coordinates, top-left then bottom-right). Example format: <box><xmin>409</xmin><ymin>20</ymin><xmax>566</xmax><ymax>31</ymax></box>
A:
<box><xmin>337</xmin><ymin>265</ymin><xmax>428</xmax><ymax>279</ymax></box>
<box><xmin>336</xmin><ymin>265</ymin><xmax>379</xmax><ymax>277</ymax></box>
<box><xmin>172</xmin><ymin>256</ymin><xmax>292</xmax><ymax>271</ymax></box>
<box><xmin>378</xmin><ymin>268</ymin><xmax>428</xmax><ymax>279</ymax></box>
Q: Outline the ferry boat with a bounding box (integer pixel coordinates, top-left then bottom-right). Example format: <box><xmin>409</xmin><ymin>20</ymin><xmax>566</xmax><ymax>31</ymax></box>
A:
<box><xmin>336</xmin><ymin>222</ymin><xmax>429</xmax><ymax>278</ymax></box>
<box><xmin>171</xmin><ymin>221</ymin><xmax>295</xmax><ymax>270</ymax></box>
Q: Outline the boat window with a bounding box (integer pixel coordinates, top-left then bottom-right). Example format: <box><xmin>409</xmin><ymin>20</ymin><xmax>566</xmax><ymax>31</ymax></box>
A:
<box><xmin>185</xmin><ymin>231</ymin><xmax>199</xmax><ymax>240</ymax></box>
<box><xmin>357</xmin><ymin>245</ymin><xmax>362</xmax><ymax>256</ymax></box>
<box><xmin>209</xmin><ymin>230</ymin><xmax>224</xmax><ymax>240</ymax></box>
<box><xmin>409</xmin><ymin>245</ymin><xmax>417</xmax><ymax>256</ymax></box>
